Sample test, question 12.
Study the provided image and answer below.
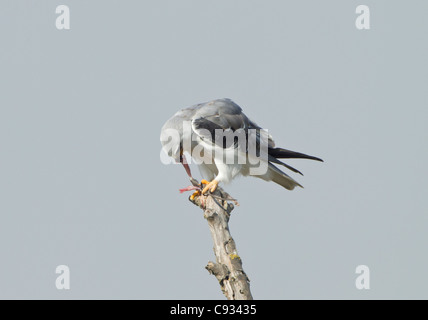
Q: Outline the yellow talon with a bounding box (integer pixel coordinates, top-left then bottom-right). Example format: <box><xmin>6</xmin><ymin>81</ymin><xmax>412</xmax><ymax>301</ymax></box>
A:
<box><xmin>201</xmin><ymin>180</ymin><xmax>219</xmax><ymax>194</ymax></box>
<box><xmin>190</xmin><ymin>190</ymin><xmax>201</xmax><ymax>201</ymax></box>
<box><xmin>200</xmin><ymin>179</ymin><xmax>210</xmax><ymax>185</ymax></box>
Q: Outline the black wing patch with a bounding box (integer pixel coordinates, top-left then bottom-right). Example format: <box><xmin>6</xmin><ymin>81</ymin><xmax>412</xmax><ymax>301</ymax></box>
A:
<box><xmin>192</xmin><ymin>117</ymin><xmax>248</xmax><ymax>149</ymax></box>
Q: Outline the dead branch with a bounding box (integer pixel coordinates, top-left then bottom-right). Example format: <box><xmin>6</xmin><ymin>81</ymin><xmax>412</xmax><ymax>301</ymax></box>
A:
<box><xmin>190</xmin><ymin>185</ymin><xmax>253</xmax><ymax>300</ymax></box>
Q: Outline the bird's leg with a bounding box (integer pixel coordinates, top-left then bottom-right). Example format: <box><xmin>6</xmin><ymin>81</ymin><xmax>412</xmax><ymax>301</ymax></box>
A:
<box><xmin>201</xmin><ymin>179</ymin><xmax>219</xmax><ymax>194</ymax></box>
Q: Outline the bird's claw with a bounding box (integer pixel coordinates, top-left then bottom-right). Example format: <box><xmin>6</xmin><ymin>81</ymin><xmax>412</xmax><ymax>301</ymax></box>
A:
<box><xmin>181</xmin><ymin>179</ymin><xmax>220</xmax><ymax>205</ymax></box>
<box><xmin>189</xmin><ymin>190</ymin><xmax>201</xmax><ymax>201</ymax></box>
<box><xmin>201</xmin><ymin>179</ymin><xmax>219</xmax><ymax>194</ymax></box>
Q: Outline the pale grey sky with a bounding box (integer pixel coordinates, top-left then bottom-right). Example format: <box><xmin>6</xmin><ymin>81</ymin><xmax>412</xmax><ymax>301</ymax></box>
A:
<box><xmin>1</xmin><ymin>1</ymin><xmax>427</xmax><ymax>299</ymax></box>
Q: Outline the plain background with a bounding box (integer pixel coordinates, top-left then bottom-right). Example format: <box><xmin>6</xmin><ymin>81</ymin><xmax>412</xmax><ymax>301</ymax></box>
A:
<box><xmin>1</xmin><ymin>1</ymin><xmax>427</xmax><ymax>299</ymax></box>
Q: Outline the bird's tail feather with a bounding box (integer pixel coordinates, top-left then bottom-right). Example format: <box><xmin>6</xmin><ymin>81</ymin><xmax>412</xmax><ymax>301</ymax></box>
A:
<box><xmin>259</xmin><ymin>148</ymin><xmax>322</xmax><ymax>190</ymax></box>
<box><xmin>268</xmin><ymin>154</ymin><xmax>303</xmax><ymax>176</ymax></box>
<box><xmin>268</xmin><ymin>147</ymin><xmax>323</xmax><ymax>162</ymax></box>
<box><xmin>267</xmin><ymin>163</ymin><xmax>303</xmax><ymax>190</ymax></box>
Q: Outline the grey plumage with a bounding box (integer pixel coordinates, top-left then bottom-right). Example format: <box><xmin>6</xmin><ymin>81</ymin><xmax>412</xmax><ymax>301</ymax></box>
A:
<box><xmin>160</xmin><ymin>98</ymin><xmax>323</xmax><ymax>190</ymax></box>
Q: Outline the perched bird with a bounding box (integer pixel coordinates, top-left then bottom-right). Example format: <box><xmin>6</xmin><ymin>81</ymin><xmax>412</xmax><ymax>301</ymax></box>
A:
<box><xmin>160</xmin><ymin>98</ymin><xmax>322</xmax><ymax>197</ymax></box>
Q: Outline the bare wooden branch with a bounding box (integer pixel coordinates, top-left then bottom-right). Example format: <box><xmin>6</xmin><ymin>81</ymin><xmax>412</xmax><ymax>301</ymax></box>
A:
<box><xmin>190</xmin><ymin>186</ymin><xmax>253</xmax><ymax>300</ymax></box>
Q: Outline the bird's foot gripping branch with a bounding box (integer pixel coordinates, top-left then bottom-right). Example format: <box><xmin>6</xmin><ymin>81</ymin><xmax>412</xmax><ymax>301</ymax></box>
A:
<box><xmin>180</xmin><ymin>179</ymin><xmax>239</xmax><ymax>209</ymax></box>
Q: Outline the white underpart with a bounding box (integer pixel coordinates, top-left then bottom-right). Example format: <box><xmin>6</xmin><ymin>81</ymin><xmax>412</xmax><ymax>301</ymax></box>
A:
<box><xmin>192</xmin><ymin>138</ymin><xmax>244</xmax><ymax>184</ymax></box>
